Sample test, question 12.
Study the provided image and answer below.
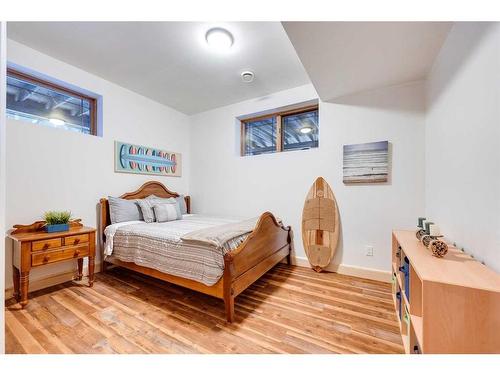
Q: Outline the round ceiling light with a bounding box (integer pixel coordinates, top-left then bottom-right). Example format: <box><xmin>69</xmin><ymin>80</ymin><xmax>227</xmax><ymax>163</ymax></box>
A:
<box><xmin>300</xmin><ymin>126</ymin><xmax>313</xmax><ymax>134</ymax></box>
<box><xmin>205</xmin><ymin>28</ymin><xmax>233</xmax><ymax>51</ymax></box>
<box><xmin>241</xmin><ymin>71</ymin><xmax>255</xmax><ymax>83</ymax></box>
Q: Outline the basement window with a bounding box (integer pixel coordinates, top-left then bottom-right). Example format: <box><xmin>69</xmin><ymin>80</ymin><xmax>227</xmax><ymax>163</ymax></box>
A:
<box><xmin>6</xmin><ymin>68</ymin><xmax>98</xmax><ymax>135</ymax></box>
<box><xmin>241</xmin><ymin>104</ymin><xmax>319</xmax><ymax>156</ymax></box>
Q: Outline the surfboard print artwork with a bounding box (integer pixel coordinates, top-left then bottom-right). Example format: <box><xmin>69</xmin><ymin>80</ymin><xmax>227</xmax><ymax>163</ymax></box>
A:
<box><xmin>114</xmin><ymin>141</ymin><xmax>181</xmax><ymax>177</ymax></box>
<box><xmin>301</xmin><ymin>177</ymin><xmax>340</xmax><ymax>272</ymax></box>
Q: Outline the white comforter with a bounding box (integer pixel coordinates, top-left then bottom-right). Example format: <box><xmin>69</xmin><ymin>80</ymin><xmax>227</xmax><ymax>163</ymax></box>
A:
<box><xmin>103</xmin><ymin>214</ymin><xmax>250</xmax><ymax>286</ymax></box>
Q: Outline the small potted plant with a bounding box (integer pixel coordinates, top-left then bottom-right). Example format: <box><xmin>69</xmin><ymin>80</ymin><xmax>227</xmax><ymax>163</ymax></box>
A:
<box><xmin>43</xmin><ymin>210</ymin><xmax>72</xmax><ymax>233</ymax></box>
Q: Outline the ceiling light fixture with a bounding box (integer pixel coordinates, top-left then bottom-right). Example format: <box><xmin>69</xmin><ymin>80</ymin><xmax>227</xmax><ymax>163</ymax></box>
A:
<box><xmin>300</xmin><ymin>126</ymin><xmax>313</xmax><ymax>134</ymax></box>
<box><xmin>241</xmin><ymin>71</ymin><xmax>255</xmax><ymax>83</ymax></box>
<box><xmin>49</xmin><ymin>118</ymin><xmax>65</xmax><ymax>126</ymax></box>
<box><xmin>205</xmin><ymin>28</ymin><xmax>233</xmax><ymax>51</ymax></box>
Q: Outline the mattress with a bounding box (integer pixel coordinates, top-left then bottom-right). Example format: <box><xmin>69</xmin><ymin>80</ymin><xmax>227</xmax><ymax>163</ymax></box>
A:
<box><xmin>104</xmin><ymin>214</ymin><xmax>249</xmax><ymax>286</ymax></box>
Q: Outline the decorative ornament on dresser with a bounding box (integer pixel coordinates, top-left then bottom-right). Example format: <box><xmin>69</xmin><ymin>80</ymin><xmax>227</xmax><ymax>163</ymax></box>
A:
<box><xmin>301</xmin><ymin>177</ymin><xmax>340</xmax><ymax>272</ymax></box>
<box><xmin>43</xmin><ymin>210</ymin><xmax>72</xmax><ymax>232</ymax></box>
<box><xmin>429</xmin><ymin>239</ymin><xmax>448</xmax><ymax>258</ymax></box>
<box><xmin>114</xmin><ymin>141</ymin><xmax>182</xmax><ymax>177</ymax></box>
<box><xmin>415</xmin><ymin>217</ymin><xmax>448</xmax><ymax>258</ymax></box>
<box><xmin>343</xmin><ymin>140</ymin><xmax>389</xmax><ymax>183</ymax></box>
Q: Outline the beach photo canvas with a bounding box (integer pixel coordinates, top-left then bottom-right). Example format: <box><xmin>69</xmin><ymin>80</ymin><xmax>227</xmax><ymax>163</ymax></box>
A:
<box><xmin>343</xmin><ymin>141</ymin><xmax>389</xmax><ymax>183</ymax></box>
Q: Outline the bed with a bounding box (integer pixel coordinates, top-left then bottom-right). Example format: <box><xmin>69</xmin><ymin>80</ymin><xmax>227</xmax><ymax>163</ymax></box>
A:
<box><xmin>99</xmin><ymin>181</ymin><xmax>292</xmax><ymax>322</ymax></box>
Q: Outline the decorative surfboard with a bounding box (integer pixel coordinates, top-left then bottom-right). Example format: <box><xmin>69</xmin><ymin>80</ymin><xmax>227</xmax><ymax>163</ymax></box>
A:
<box><xmin>301</xmin><ymin>177</ymin><xmax>340</xmax><ymax>272</ymax></box>
<box><xmin>114</xmin><ymin>141</ymin><xmax>181</xmax><ymax>177</ymax></box>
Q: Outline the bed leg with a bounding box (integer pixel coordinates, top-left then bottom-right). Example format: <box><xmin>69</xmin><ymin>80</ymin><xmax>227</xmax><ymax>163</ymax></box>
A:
<box><xmin>286</xmin><ymin>252</ymin><xmax>292</xmax><ymax>265</ymax></box>
<box><xmin>224</xmin><ymin>294</ymin><xmax>235</xmax><ymax>323</ymax></box>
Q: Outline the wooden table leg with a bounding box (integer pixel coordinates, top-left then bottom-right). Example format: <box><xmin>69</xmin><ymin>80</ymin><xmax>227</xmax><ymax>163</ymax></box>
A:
<box><xmin>20</xmin><ymin>271</ymin><xmax>29</xmax><ymax>308</ymax></box>
<box><xmin>77</xmin><ymin>258</ymin><xmax>83</xmax><ymax>281</ymax></box>
<box><xmin>88</xmin><ymin>256</ymin><xmax>95</xmax><ymax>287</ymax></box>
<box><xmin>12</xmin><ymin>266</ymin><xmax>20</xmax><ymax>302</ymax></box>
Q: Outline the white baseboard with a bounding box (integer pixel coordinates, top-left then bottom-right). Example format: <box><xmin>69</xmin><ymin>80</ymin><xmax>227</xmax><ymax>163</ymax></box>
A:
<box><xmin>292</xmin><ymin>256</ymin><xmax>391</xmax><ymax>283</ymax></box>
<box><xmin>4</xmin><ymin>263</ymin><xmax>101</xmax><ymax>300</ymax></box>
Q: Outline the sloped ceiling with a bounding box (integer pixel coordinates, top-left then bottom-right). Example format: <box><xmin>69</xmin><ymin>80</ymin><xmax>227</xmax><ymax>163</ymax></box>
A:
<box><xmin>282</xmin><ymin>22</ymin><xmax>452</xmax><ymax>101</ymax></box>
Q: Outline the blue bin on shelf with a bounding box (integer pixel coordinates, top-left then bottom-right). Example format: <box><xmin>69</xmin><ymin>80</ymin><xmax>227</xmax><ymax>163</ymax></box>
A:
<box><xmin>399</xmin><ymin>256</ymin><xmax>410</xmax><ymax>302</ymax></box>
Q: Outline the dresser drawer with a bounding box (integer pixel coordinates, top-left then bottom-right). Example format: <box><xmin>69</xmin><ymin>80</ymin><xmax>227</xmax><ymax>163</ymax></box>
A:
<box><xmin>32</xmin><ymin>238</ymin><xmax>62</xmax><ymax>252</ymax></box>
<box><xmin>31</xmin><ymin>244</ymin><xmax>89</xmax><ymax>267</ymax></box>
<box><xmin>63</xmin><ymin>233</ymin><xmax>89</xmax><ymax>246</ymax></box>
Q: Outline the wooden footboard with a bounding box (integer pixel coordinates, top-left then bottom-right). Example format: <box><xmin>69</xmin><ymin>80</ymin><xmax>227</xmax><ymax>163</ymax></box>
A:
<box><xmin>222</xmin><ymin>211</ymin><xmax>292</xmax><ymax>322</ymax></box>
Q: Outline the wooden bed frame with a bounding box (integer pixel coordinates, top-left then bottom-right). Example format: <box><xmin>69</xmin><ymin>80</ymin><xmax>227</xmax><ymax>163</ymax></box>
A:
<box><xmin>99</xmin><ymin>181</ymin><xmax>292</xmax><ymax>322</ymax></box>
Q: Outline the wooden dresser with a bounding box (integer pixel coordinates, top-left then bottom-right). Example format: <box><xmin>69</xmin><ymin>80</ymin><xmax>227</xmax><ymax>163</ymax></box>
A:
<box><xmin>9</xmin><ymin>221</ymin><xmax>96</xmax><ymax>308</ymax></box>
<box><xmin>392</xmin><ymin>230</ymin><xmax>500</xmax><ymax>353</ymax></box>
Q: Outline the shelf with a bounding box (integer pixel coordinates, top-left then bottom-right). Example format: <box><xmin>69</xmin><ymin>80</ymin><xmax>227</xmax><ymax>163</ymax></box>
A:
<box><xmin>402</xmin><ymin>334</ymin><xmax>410</xmax><ymax>354</ymax></box>
<box><xmin>410</xmin><ymin>314</ymin><xmax>423</xmax><ymax>348</ymax></box>
<box><xmin>392</xmin><ymin>230</ymin><xmax>500</xmax><ymax>291</ymax></box>
<box><xmin>395</xmin><ymin>271</ymin><xmax>403</xmax><ymax>289</ymax></box>
<box><xmin>392</xmin><ymin>230</ymin><xmax>500</xmax><ymax>353</ymax></box>
<box><xmin>402</xmin><ymin>289</ymin><xmax>410</xmax><ymax>310</ymax></box>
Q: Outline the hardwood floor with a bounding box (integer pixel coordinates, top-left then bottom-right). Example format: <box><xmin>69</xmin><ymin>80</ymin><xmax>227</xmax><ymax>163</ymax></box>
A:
<box><xmin>5</xmin><ymin>264</ymin><xmax>403</xmax><ymax>354</ymax></box>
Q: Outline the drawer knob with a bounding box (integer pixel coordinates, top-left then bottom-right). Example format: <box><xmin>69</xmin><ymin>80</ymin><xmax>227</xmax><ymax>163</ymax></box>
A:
<box><xmin>43</xmin><ymin>244</ymin><xmax>49</xmax><ymax>250</ymax></box>
<box><xmin>74</xmin><ymin>250</ymin><xmax>80</xmax><ymax>257</ymax></box>
<box><xmin>43</xmin><ymin>255</ymin><xmax>49</xmax><ymax>263</ymax></box>
<box><xmin>74</xmin><ymin>239</ymin><xmax>80</xmax><ymax>244</ymax></box>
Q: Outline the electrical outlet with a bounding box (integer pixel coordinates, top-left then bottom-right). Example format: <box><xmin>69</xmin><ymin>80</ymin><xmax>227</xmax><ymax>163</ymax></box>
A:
<box><xmin>365</xmin><ymin>246</ymin><xmax>374</xmax><ymax>256</ymax></box>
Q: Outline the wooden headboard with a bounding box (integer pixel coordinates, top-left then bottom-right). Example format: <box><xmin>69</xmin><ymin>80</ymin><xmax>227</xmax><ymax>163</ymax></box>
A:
<box><xmin>99</xmin><ymin>181</ymin><xmax>191</xmax><ymax>242</ymax></box>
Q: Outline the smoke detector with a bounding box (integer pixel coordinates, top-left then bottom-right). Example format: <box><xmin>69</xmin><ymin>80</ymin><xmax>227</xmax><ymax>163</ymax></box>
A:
<box><xmin>241</xmin><ymin>71</ymin><xmax>255</xmax><ymax>83</ymax></box>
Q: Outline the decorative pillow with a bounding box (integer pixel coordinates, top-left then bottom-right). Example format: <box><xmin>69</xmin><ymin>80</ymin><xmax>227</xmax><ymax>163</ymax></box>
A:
<box><xmin>137</xmin><ymin>199</ymin><xmax>157</xmax><ymax>223</ymax></box>
<box><xmin>176</xmin><ymin>195</ymin><xmax>188</xmax><ymax>215</ymax></box>
<box><xmin>147</xmin><ymin>195</ymin><xmax>182</xmax><ymax>218</ymax></box>
<box><xmin>108</xmin><ymin>196</ymin><xmax>143</xmax><ymax>224</ymax></box>
<box><xmin>153</xmin><ymin>202</ymin><xmax>180</xmax><ymax>223</ymax></box>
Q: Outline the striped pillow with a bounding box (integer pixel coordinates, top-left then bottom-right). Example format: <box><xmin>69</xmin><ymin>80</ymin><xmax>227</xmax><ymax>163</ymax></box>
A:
<box><xmin>153</xmin><ymin>202</ymin><xmax>180</xmax><ymax>223</ymax></box>
<box><xmin>137</xmin><ymin>198</ymin><xmax>157</xmax><ymax>223</ymax></box>
<box><xmin>175</xmin><ymin>195</ymin><xmax>188</xmax><ymax>215</ymax></box>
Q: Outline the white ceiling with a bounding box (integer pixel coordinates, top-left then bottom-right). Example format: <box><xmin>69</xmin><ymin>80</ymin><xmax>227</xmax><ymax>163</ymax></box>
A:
<box><xmin>282</xmin><ymin>22</ymin><xmax>452</xmax><ymax>102</ymax></box>
<box><xmin>7</xmin><ymin>22</ymin><xmax>310</xmax><ymax>115</ymax></box>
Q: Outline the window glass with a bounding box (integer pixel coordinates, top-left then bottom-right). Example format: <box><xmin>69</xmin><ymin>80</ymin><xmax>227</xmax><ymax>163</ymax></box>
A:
<box><xmin>282</xmin><ymin>110</ymin><xmax>319</xmax><ymax>151</ymax></box>
<box><xmin>243</xmin><ymin>117</ymin><xmax>277</xmax><ymax>156</ymax></box>
<box><xmin>6</xmin><ymin>70</ymin><xmax>95</xmax><ymax>135</ymax></box>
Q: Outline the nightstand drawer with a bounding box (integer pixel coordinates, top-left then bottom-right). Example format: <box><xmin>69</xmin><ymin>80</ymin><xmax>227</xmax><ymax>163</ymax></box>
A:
<box><xmin>32</xmin><ymin>238</ymin><xmax>62</xmax><ymax>252</ymax></box>
<box><xmin>63</xmin><ymin>233</ymin><xmax>89</xmax><ymax>246</ymax></box>
<box><xmin>31</xmin><ymin>244</ymin><xmax>89</xmax><ymax>267</ymax></box>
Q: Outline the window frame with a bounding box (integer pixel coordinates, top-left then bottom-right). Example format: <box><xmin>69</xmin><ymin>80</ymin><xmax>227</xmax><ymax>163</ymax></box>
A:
<box><xmin>7</xmin><ymin>67</ymin><xmax>98</xmax><ymax>136</ymax></box>
<box><xmin>240</xmin><ymin>104</ymin><xmax>319</xmax><ymax>156</ymax></box>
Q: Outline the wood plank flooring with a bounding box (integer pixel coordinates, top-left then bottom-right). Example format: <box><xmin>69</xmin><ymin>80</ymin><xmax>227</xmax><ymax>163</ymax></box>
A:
<box><xmin>5</xmin><ymin>264</ymin><xmax>403</xmax><ymax>354</ymax></box>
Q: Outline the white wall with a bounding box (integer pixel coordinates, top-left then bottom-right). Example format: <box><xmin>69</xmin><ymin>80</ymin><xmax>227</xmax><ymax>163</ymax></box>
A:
<box><xmin>4</xmin><ymin>40</ymin><xmax>191</xmax><ymax>290</ymax></box>
<box><xmin>190</xmin><ymin>82</ymin><xmax>425</xmax><ymax>272</ymax></box>
<box><xmin>1</xmin><ymin>21</ymin><xmax>7</xmax><ymax>354</ymax></box>
<box><xmin>426</xmin><ymin>22</ymin><xmax>500</xmax><ymax>272</ymax></box>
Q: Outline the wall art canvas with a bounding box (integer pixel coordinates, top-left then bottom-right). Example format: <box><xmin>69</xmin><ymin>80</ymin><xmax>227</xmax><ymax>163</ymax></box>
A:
<box><xmin>343</xmin><ymin>141</ymin><xmax>389</xmax><ymax>183</ymax></box>
<box><xmin>114</xmin><ymin>141</ymin><xmax>181</xmax><ymax>177</ymax></box>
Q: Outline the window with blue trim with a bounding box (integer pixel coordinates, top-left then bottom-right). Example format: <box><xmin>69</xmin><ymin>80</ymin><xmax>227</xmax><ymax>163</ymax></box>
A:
<box><xmin>6</xmin><ymin>68</ymin><xmax>97</xmax><ymax>135</ymax></box>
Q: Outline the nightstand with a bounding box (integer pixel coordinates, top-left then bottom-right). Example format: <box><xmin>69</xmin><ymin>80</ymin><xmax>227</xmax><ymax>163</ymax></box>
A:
<box><xmin>8</xmin><ymin>220</ymin><xmax>96</xmax><ymax>308</ymax></box>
